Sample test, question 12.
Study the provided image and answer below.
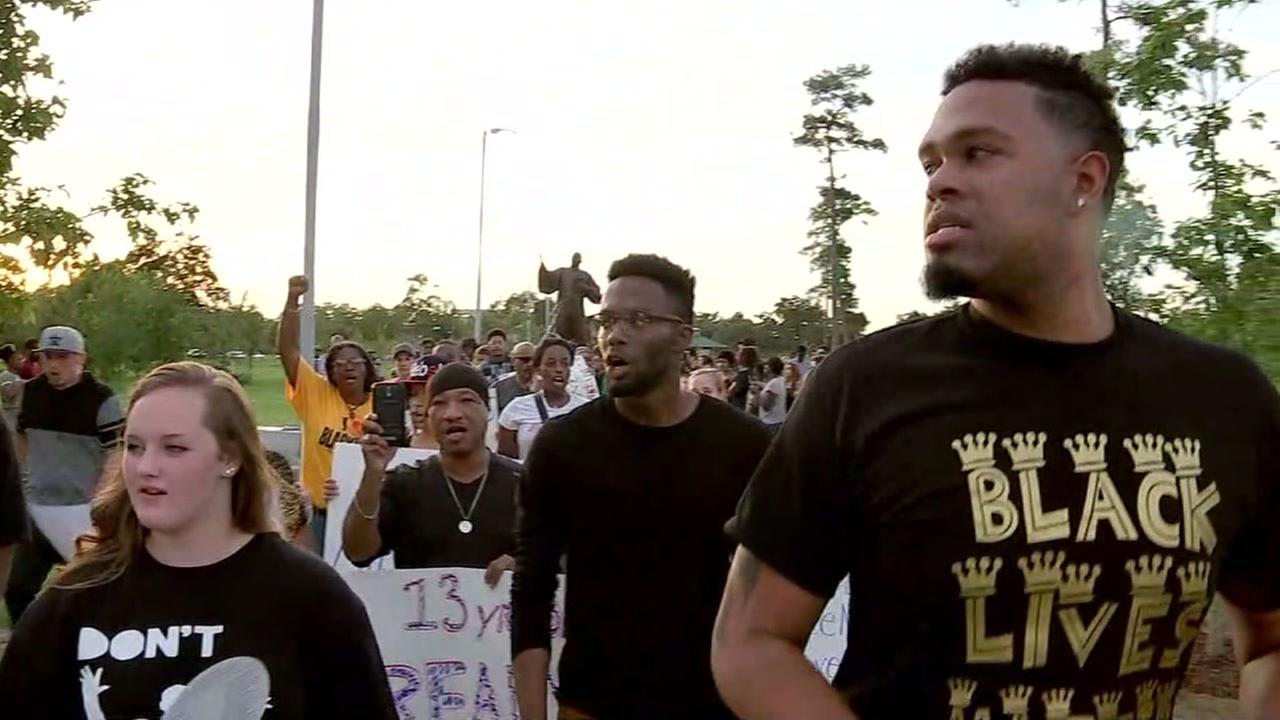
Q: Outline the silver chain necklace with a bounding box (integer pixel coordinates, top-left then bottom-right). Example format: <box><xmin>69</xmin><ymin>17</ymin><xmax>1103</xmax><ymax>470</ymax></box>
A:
<box><xmin>443</xmin><ymin>466</ymin><xmax>489</xmax><ymax>534</ymax></box>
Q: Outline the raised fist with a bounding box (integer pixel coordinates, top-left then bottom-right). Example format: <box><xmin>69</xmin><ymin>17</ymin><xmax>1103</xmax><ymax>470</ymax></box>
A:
<box><xmin>287</xmin><ymin>275</ymin><xmax>309</xmax><ymax>302</ymax></box>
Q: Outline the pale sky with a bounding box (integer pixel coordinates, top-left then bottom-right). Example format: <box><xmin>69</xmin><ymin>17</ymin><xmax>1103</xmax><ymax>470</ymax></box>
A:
<box><xmin>18</xmin><ymin>0</ymin><xmax>1280</xmax><ymax>330</ymax></box>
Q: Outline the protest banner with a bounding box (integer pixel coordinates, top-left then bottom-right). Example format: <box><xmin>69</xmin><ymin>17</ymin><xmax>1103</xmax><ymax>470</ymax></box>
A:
<box><xmin>805</xmin><ymin>578</ymin><xmax>851</xmax><ymax>681</ymax></box>
<box><xmin>345</xmin><ymin>568</ymin><xmax>565</xmax><ymax>719</ymax></box>
<box><xmin>328</xmin><ymin>445</ymin><xmax>853</xmax><ymax>717</ymax></box>
<box><xmin>343</xmin><ymin>569</ymin><xmax>848</xmax><ymax>719</ymax></box>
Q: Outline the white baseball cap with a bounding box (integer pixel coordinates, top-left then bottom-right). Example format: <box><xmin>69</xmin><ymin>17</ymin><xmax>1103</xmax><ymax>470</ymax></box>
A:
<box><xmin>38</xmin><ymin>326</ymin><xmax>86</xmax><ymax>355</ymax></box>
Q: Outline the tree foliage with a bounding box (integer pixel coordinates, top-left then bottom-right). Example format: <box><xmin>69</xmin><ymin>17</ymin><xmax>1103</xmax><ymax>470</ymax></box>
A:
<box><xmin>794</xmin><ymin>63</ymin><xmax>886</xmax><ymax>348</ymax></box>
<box><xmin>1106</xmin><ymin>0</ymin><xmax>1278</xmax><ymax>373</ymax></box>
<box><xmin>484</xmin><ymin>291</ymin><xmax>552</xmax><ymax>344</ymax></box>
<box><xmin>1100</xmin><ymin>179</ymin><xmax>1163</xmax><ymax>310</ymax></box>
<box><xmin>1012</xmin><ymin>0</ymin><xmax>1279</xmax><ymax>379</ymax></box>
<box><xmin>0</xmin><ymin>3</ymin><xmax>226</xmax><ymax>306</ymax></box>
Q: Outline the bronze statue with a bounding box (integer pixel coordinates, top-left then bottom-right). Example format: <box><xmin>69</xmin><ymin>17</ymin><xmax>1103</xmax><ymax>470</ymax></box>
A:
<box><xmin>538</xmin><ymin>253</ymin><xmax>601</xmax><ymax>346</ymax></box>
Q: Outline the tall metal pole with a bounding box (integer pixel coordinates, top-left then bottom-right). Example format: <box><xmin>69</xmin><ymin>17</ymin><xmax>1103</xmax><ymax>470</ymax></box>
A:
<box><xmin>301</xmin><ymin>0</ymin><xmax>324</xmax><ymax>360</ymax></box>
<box><xmin>473</xmin><ymin>128</ymin><xmax>515</xmax><ymax>342</ymax></box>
<box><xmin>473</xmin><ymin>130</ymin><xmax>490</xmax><ymax>342</ymax></box>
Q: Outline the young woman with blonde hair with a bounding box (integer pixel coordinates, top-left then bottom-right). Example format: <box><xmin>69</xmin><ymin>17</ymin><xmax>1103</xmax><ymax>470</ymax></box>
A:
<box><xmin>0</xmin><ymin>362</ymin><xmax>395</xmax><ymax>719</ymax></box>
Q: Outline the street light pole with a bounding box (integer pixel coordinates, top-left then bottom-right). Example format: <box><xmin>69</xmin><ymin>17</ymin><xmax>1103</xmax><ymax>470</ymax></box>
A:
<box><xmin>473</xmin><ymin>127</ymin><xmax>515</xmax><ymax>342</ymax></box>
<box><xmin>300</xmin><ymin>0</ymin><xmax>325</xmax><ymax>360</ymax></box>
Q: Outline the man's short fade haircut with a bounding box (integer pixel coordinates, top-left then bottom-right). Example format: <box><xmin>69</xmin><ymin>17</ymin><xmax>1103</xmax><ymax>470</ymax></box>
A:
<box><xmin>942</xmin><ymin>43</ymin><xmax>1126</xmax><ymax>210</ymax></box>
<box><xmin>606</xmin><ymin>253</ymin><xmax>696</xmax><ymax>322</ymax></box>
<box><xmin>487</xmin><ymin>328</ymin><xmax>507</xmax><ymax>341</ymax></box>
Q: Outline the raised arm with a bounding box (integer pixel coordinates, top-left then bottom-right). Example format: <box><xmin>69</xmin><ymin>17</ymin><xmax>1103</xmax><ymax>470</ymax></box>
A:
<box><xmin>277</xmin><ymin>275</ymin><xmax>309</xmax><ymax>389</ymax></box>
<box><xmin>537</xmin><ymin>264</ymin><xmax>558</xmax><ymax>295</ymax></box>
<box><xmin>342</xmin><ymin>416</ymin><xmax>395</xmax><ymax>566</ymax></box>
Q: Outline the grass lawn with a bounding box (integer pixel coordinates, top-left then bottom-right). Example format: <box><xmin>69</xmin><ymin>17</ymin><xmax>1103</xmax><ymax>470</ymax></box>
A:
<box><xmin>109</xmin><ymin>358</ymin><xmax>299</xmax><ymax>428</ymax></box>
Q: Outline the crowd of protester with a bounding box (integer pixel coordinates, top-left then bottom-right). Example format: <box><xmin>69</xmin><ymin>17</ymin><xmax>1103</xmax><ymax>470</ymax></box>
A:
<box><xmin>0</xmin><ymin>42</ymin><xmax>1278</xmax><ymax>720</ymax></box>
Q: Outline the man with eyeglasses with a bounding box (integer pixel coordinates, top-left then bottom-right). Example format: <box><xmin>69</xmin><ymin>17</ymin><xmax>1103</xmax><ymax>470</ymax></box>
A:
<box><xmin>511</xmin><ymin>254</ymin><xmax>773</xmax><ymax>720</ymax></box>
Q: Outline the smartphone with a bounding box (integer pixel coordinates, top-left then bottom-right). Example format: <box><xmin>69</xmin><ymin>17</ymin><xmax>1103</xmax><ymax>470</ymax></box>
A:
<box><xmin>372</xmin><ymin>382</ymin><xmax>409</xmax><ymax>447</ymax></box>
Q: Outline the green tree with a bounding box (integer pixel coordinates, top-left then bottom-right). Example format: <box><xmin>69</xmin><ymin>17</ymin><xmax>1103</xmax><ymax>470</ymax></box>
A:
<box><xmin>98</xmin><ymin>173</ymin><xmax>225</xmax><ymax>307</ymax></box>
<box><xmin>1011</xmin><ymin>0</ymin><xmax>1278</xmax><ymax>378</ymax></box>
<box><xmin>0</xmin><ymin>4</ymin><xmax>210</xmax><ymax>299</ymax></box>
<box><xmin>1107</xmin><ymin>1</ymin><xmax>1278</xmax><ymax>373</ymax></box>
<box><xmin>1100</xmin><ymin>179</ymin><xmax>1163</xmax><ymax>310</ymax></box>
<box><xmin>794</xmin><ymin>63</ymin><xmax>887</xmax><ymax>347</ymax></box>
<box><xmin>768</xmin><ymin>296</ymin><xmax>827</xmax><ymax>348</ymax></box>
<box><xmin>26</xmin><ymin>265</ymin><xmax>198</xmax><ymax>380</ymax></box>
<box><xmin>398</xmin><ymin>274</ymin><xmax>456</xmax><ymax>342</ymax></box>
<box><xmin>487</xmin><ymin>291</ymin><xmax>549</xmax><ymax>343</ymax></box>
<box><xmin>695</xmin><ymin>312</ymin><xmax>761</xmax><ymax>350</ymax></box>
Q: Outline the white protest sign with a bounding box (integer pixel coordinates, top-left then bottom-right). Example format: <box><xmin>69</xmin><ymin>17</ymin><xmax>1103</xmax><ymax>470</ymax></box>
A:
<box><xmin>28</xmin><ymin>503</ymin><xmax>93</xmax><ymax>561</ymax></box>
<box><xmin>330</xmin><ymin>444</ymin><xmax>853</xmax><ymax>716</ymax></box>
<box><xmin>344</xmin><ymin>570</ymin><xmax>849</xmax><ymax>719</ymax></box>
<box><xmin>343</xmin><ymin>568</ymin><xmax>566</xmax><ymax>719</ymax></box>
<box><xmin>325</xmin><ymin>443</ymin><xmax>438</xmax><ymax>570</ymax></box>
<box><xmin>805</xmin><ymin>577</ymin><xmax>850</xmax><ymax>681</ymax></box>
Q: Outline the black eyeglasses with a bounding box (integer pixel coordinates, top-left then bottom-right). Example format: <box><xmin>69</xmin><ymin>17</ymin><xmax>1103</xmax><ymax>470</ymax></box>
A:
<box><xmin>593</xmin><ymin>310</ymin><xmax>689</xmax><ymax>332</ymax></box>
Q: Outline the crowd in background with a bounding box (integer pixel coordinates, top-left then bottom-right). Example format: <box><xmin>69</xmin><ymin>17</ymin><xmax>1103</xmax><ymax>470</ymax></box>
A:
<box><xmin>309</xmin><ymin>322</ymin><xmax>824</xmax><ymax>464</ymax></box>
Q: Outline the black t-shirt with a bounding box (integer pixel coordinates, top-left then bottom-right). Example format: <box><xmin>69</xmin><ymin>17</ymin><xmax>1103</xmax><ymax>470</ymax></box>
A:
<box><xmin>511</xmin><ymin>395</ymin><xmax>772</xmax><ymax>719</ymax></box>
<box><xmin>734</xmin><ymin>305</ymin><xmax>1280</xmax><ymax>719</ymax></box>
<box><xmin>0</xmin><ymin>533</ymin><xmax>397</xmax><ymax>720</ymax></box>
<box><xmin>728</xmin><ymin>368</ymin><xmax>750</xmax><ymax>409</ymax></box>
<box><xmin>358</xmin><ymin>452</ymin><xmax>521</xmax><ymax>569</ymax></box>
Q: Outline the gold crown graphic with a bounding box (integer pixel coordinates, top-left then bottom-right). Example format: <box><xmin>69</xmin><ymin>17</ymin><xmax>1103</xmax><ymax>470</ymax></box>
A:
<box><xmin>951</xmin><ymin>556</ymin><xmax>1003</xmax><ymax>598</ymax></box>
<box><xmin>1126</xmin><ymin>554</ymin><xmax>1173</xmax><ymax>594</ymax></box>
<box><xmin>1002</xmin><ymin>431</ymin><xmax>1047</xmax><ymax>471</ymax></box>
<box><xmin>952</xmin><ymin>432</ymin><xmax>998</xmax><ymax>471</ymax></box>
<box><xmin>1063</xmin><ymin>433</ymin><xmax>1108</xmax><ymax>473</ymax></box>
<box><xmin>1135</xmin><ymin>680</ymin><xmax>1158</xmax><ymax>716</ymax></box>
<box><xmin>1017</xmin><ymin>550</ymin><xmax>1065</xmax><ymax>595</ymax></box>
<box><xmin>1059</xmin><ymin>562</ymin><xmax>1103</xmax><ymax>605</ymax></box>
<box><xmin>1092</xmin><ymin>691</ymin><xmax>1123</xmax><ymax>720</ymax></box>
<box><xmin>1000</xmin><ymin>685</ymin><xmax>1033</xmax><ymax>715</ymax></box>
<box><xmin>947</xmin><ymin>678</ymin><xmax>977</xmax><ymax>708</ymax></box>
<box><xmin>1177</xmin><ymin>561</ymin><xmax>1211</xmax><ymax>602</ymax></box>
<box><xmin>1041</xmin><ymin>688</ymin><xmax>1075</xmax><ymax>719</ymax></box>
<box><xmin>1122</xmin><ymin>433</ymin><xmax>1166</xmax><ymax>473</ymax></box>
<box><xmin>1164</xmin><ymin>438</ymin><xmax>1202</xmax><ymax>477</ymax></box>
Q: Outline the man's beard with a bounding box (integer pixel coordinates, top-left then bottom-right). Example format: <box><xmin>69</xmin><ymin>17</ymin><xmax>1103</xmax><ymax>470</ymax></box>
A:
<box><xmin>923</xmin><ymin>259</ymin><xmax>978</xmax><ymax>301</ymax></box>
<box><xmin>607</xmin><ymin>360</ymin><xmax>669</xmax><ymax>398</ymax></box>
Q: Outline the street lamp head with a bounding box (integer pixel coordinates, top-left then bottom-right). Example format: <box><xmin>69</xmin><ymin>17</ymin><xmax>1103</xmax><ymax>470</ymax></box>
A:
<box><xmin>489</xmin><ymin>127</ymin><xmax>515</xmax><ymax>135</ymax></box>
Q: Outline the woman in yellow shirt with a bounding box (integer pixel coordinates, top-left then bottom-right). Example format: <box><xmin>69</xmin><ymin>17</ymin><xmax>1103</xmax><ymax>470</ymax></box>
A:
<box><xmin>277</xmin><ymin>276</ymin><xmax>374</xmax><ymax>552</ymax></box>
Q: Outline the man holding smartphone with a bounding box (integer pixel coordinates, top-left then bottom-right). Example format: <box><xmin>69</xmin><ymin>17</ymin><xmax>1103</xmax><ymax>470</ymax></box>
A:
<box><xmin>341</xmin><ymin>364</ymin><xmax>521</xmax><ymax>587</ymax></box>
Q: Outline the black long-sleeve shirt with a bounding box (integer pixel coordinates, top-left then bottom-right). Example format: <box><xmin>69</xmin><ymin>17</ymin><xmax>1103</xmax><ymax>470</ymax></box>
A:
<box><xmin>511</xmin><ymin>395</ymin><xmax>772</xmax><ymax>719</ymax></box>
